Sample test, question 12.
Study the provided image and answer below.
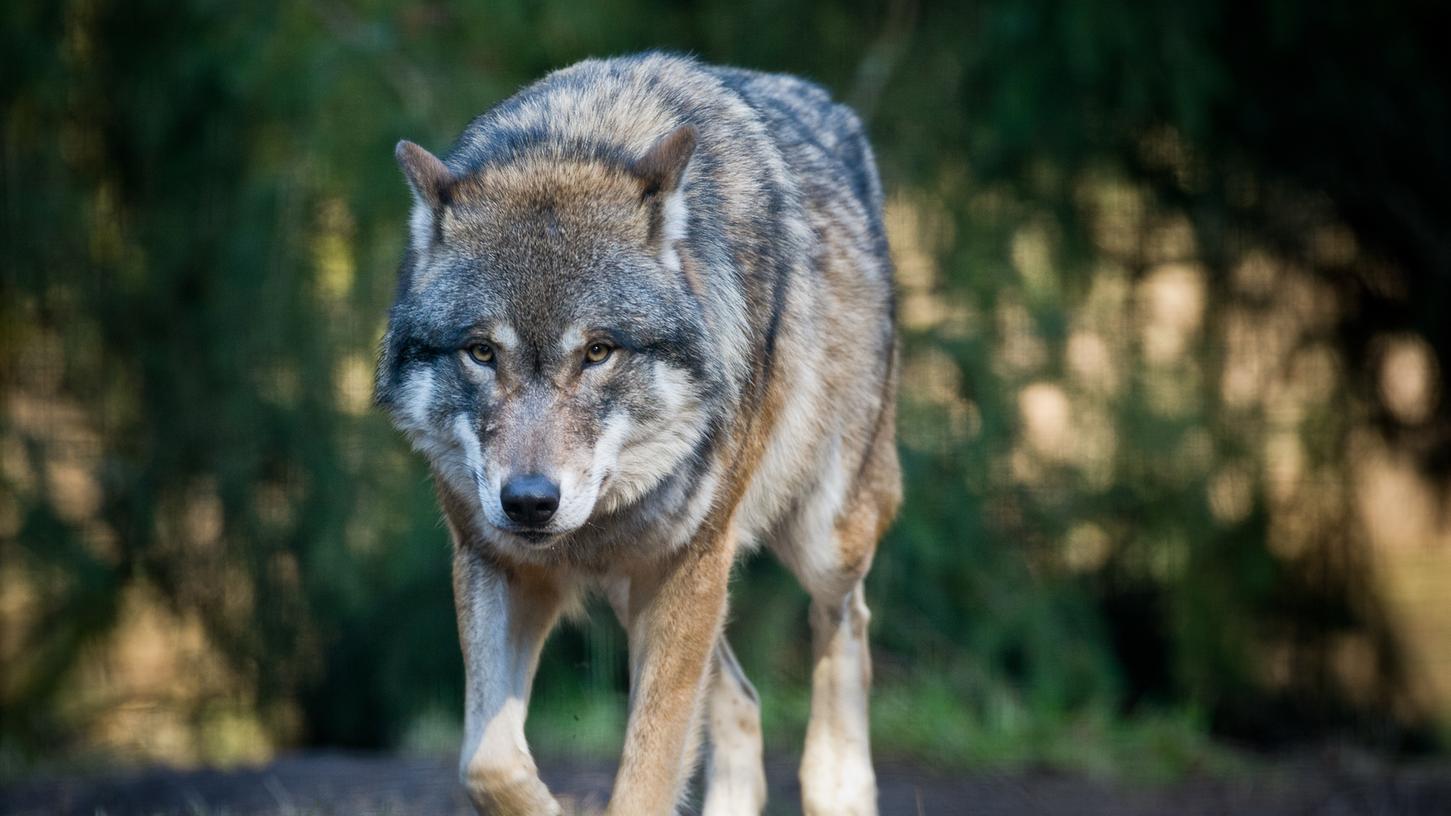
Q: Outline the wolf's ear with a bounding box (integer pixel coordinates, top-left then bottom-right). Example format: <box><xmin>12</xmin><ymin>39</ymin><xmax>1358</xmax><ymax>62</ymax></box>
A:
<box><xmin>631</xmin><ymin>125</ymin><xmax>696</xmax><ymax>198</ymax></box>
<box><xmin>395</xmin><ymin>140</ymin><xmax>453</xmax><ymax>208</ymax></box>
<box><xmin>631</xmin><ymin>126</ymin><xmax>696</xmax><ymax>271</ymax></box>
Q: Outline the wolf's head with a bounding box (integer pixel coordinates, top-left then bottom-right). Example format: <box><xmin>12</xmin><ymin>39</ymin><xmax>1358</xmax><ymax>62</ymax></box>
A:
<box><xmin>376</xmin><ymin>126</ymin><xmax>718</xmax><ymax>552</ymax></box>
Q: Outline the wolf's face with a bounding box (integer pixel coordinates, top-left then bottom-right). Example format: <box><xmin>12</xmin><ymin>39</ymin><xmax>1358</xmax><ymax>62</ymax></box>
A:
<box><xmin>377</xmin><ymin>129</ymin><xmax>716</xmax><ymax>551</ymax></box>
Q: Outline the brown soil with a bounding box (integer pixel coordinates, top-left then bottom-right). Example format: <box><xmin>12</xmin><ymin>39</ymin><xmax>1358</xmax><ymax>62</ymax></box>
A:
<box><xmin>2</xmin><ymin>751</ymin><xmax>1449</xmax><ymax>815</ymax></box>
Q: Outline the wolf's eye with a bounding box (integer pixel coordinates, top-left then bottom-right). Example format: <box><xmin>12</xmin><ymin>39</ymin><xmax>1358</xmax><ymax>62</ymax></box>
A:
<box><xmin>584</xmin><ymin>342</ymin><xmax>614</xmax><ymax>366</ymax></box>
<box><xmin>466</xmin><ymin>343</ymin><xmax>495</xmax><ymax>365</ymax></box>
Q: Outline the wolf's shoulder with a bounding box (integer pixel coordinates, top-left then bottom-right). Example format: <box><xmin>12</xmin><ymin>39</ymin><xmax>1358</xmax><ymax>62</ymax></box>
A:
<box><xmin>705</xmin><ymin>65</ymin><xmax>864</xmax><ymax>149</ymax></box>
<box><xmin>702</xmin><ymin>64</ymin><xmax>881</xmax><ymax>216</ymax></box>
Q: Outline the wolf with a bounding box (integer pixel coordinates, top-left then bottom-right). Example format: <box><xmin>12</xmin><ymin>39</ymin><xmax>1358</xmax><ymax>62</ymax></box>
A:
<box><xmin>376</xmin><ymin>52</ymin><xmax>900</xmax><ymax>816</ymax></box>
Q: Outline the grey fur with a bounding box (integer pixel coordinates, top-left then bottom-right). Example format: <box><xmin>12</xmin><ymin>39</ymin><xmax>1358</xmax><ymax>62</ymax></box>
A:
<box><xmin>377</xmin><ymin>52</ymin><xmax>900</xmax><ymax>815</ymax></box>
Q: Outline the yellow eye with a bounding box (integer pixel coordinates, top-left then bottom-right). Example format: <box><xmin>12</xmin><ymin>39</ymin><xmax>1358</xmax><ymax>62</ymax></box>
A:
<box><xmin>584</xmin><ymin>342</ymin><xmax>613</xmax><ymax>365</ymax></box>
<box><xmin>467</xmin><ymin>343</ymin><xmax>495</xmax><ymax>365</ymax></box>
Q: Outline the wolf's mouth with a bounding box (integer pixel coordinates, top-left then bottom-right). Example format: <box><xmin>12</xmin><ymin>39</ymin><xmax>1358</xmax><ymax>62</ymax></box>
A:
<box><xmin>507</xmin><ymin>527</ymin><xmax>561</xmax><ymax>546</ymax></box>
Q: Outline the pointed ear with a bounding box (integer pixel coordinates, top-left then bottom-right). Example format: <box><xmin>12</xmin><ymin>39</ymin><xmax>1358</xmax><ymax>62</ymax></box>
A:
<box><xmin>630</xmin><ymin>125</ymin><xmax>696</xmax><ymax>197</ymax></box>
<box><xmin>395</xmin><ymin>140</ymin><xmax>453</xmax><ymax>208</ymax></box>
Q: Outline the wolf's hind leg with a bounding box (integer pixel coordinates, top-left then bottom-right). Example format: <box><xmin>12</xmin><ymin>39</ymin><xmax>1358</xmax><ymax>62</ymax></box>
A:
<box><xmin>800</xmin><ymin>578</ymin><xmax>876</xmax><ymax>816</ymax></box>
<box><xmin>771</xmin><ymin>528</ymin><xmax>880</xmax><ymax>816</ymax></box>
<box><xmin>701</xmin><ymin>638</ymin><xmax>766</xmax><ymax>816</ymax></box>
<box><xmin>777</xmin><ymin>437</ymin><xmax>898</xmax><ymax>816</ymax></box>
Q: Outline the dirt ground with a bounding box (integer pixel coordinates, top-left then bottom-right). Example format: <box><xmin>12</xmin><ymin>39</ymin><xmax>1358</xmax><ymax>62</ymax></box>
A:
<box><xmin>3</xmin><ymin>751</ymin><xmax>1450</xmax><ymax>815</ymax></box>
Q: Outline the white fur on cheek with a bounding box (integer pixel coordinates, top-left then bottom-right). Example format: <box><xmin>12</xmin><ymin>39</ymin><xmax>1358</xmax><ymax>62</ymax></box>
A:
<box><xmin>392</xmin><ymin>366</ymin><xmax>438</xmax><ymax>454</ymax></box>
<box><xmin>452</xmin><ymin>414</ymin><xmax>506</xmax><ymax>529</ymax></box>
<box><xmin>599</xmin><ymin>364</ymin><xmax>707</xmax><ymax>513</ymax></box>
<box><xmin>389</xmin><ymin>370</ymin><xmax>491</xmax><ymax>532</ymax></box>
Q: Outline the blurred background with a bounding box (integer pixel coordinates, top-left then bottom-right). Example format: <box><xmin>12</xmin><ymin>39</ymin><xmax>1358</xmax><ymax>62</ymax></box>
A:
<box><xmin>3</xmin><ymin>0</ymin><xmax>1450</xmax><ymax>797</ymax></box>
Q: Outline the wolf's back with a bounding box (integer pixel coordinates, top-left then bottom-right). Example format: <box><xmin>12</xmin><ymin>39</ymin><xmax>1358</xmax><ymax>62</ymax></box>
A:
<box><xmin>707</xmin><ymin>64</ymin><xmax>887</xmax><ymax>222</ymax></box>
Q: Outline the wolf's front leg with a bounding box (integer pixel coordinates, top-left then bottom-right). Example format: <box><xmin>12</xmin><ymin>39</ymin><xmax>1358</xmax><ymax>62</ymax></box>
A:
<box><xmin>607</xmin><ymin>539</ymin><xmax>734</xmax><ymax>816</ymax></box>
<box><xmin>454</xmin><ymin>545</ymin><xmax>565</xmax><ymax>815</ymax></box>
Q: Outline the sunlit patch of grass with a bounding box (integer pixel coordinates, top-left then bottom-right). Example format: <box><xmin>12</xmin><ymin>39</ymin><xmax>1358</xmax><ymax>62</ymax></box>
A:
<box><xmin>526</xmin><ymin>689</ymin><xmax>628</xmax><ymax>761</ymax></box>
<box><xmin>397</xmin><ymin>690</ymin><xmax>629</xmax><ymax>763</ymax></box>
<box><xmin>397</xmin><ymin>706</ymin><xmax>462</xmax><ymax>757</ymax></box>
<box><xmin>759</xmin><ymin>677</ymin><xmax>1240</xmax><ymax>784</ymax></box>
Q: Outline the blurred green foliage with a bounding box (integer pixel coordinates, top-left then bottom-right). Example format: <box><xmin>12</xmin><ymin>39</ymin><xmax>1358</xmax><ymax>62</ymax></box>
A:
<box><xmin>3</xmin><ymin>0</ymin><xmax>1449</xmax><ymax>769</ymax></box>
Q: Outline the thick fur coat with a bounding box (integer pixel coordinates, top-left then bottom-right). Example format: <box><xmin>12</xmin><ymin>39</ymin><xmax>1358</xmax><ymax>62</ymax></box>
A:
<box><xmin>377</xmin><ymin>52</ymin><xmax>899</xmax><ymax>816</ymax></box>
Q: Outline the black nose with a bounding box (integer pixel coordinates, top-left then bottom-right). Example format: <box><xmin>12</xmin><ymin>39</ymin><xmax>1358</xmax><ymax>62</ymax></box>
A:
<box><xmin>500</xmin><ymin>474</ymin><xmax>560</xmax><ymax>527</ymax></box>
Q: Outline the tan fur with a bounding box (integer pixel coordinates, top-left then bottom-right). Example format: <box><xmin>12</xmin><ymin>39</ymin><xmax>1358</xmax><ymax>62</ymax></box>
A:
<box><xmin>587</xmin><ymin>371</ymin><xmax>787</xmax><ymax>811</ymax></box>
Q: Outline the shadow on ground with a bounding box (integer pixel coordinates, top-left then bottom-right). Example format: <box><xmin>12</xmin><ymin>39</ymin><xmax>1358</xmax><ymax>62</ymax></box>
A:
<box><xmin>3</xmin><ymin>751</ymin><xmax>1450</xmax><ymax>815</ymax></box>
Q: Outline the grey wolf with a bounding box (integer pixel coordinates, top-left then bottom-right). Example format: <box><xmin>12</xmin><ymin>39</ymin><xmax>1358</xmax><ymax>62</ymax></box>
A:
<box><xmin>376</xmin><ymin>52</ymin><xmax>900</xmax><ymax>816</ymax></box>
